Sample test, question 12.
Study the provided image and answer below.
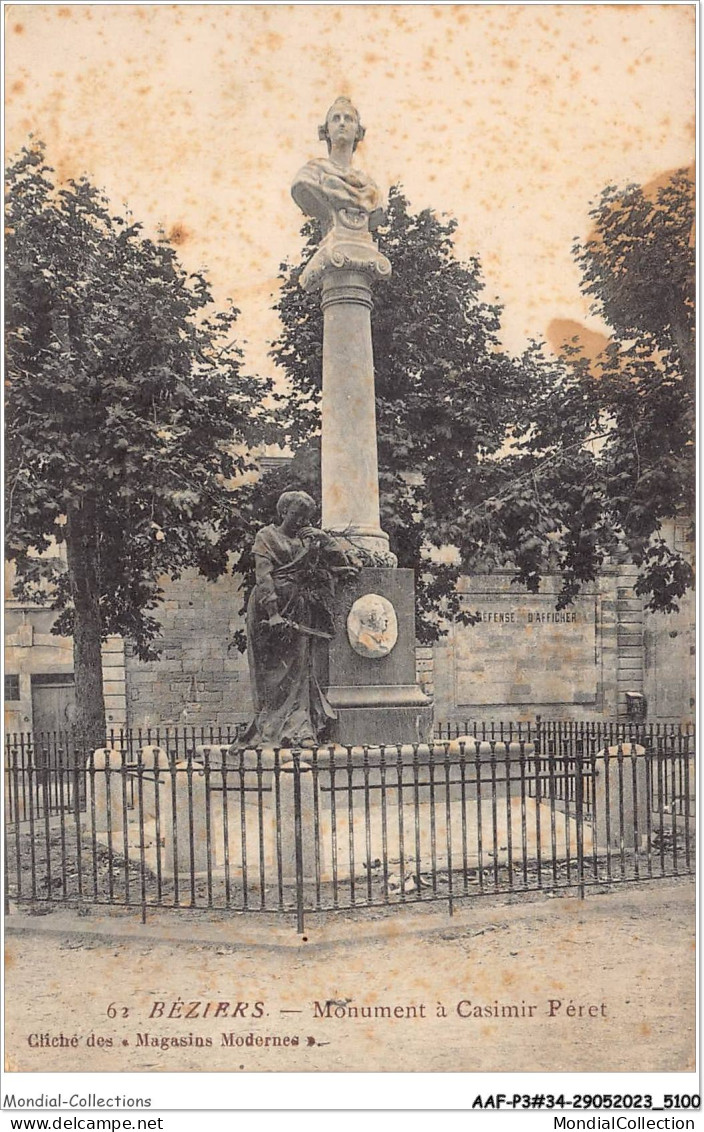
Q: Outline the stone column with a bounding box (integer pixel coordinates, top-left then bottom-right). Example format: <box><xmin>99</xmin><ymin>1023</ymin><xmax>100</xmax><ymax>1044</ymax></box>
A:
<box><xmin>163</xmin><ymin>759</ymin><xmax>209</xmax><ymax>879</ymax></box>
<box><xmin>593</xmin><ymin>744</ymin><xmax>648</xmax><ymax>852</ymax></box>
<box><xmin>320</xmin><ymin>268</ymin><xmax>385</xmax><ymax>552</ymax></box>
<box><xmin>300</xmin><ymin>228</ymin><xmax>393</xmax><ymax>560</ymax></box>
<box><xmin>89</xmin><ymin>748</ymin><xmax>126</xmax><ymax>850</ymax></box>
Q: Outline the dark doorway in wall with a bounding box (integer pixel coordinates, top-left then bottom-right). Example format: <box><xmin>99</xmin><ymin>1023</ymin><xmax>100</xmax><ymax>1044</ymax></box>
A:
<box><xmin>31</xmin><ymin>673</ymin><xmax>76</xmax><ymax>736</ymax></box>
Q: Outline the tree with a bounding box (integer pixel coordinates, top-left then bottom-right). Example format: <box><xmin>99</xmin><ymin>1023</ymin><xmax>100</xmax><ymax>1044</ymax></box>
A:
<box><xmin>489</xmin><ymin>168</ymin><xmax>695</xmax><ymax>614</ymax></box>
<box><xmin>572</xmin><ymin>168</ymin><xmax>695</xmax><ymax>608</ymax></box>
<box><xmin>5</xmin><ymin>143</ymin><xmax>276</xmax><ymax>747</ymax></box>
<box><xmin>576</xmin><ymin>168</ymin><xmax>695</xmax><ymax>384</ymax></box>
<box><xmin>244</xmin><ymin>185</ymin><xmax>530</xmax><ymax>641</ymax></box>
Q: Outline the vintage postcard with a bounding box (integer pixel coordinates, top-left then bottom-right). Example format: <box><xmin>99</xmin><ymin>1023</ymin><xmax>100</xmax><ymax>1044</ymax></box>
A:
<box><xmin>3</xmin><ymin>0</ymin><xmax>696</xmax><ymax>1109</ymax></box>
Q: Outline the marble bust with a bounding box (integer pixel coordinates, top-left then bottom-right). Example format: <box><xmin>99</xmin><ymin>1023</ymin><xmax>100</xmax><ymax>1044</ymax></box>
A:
<box><xmin>292</xmin><ymin>97</ymin><xmax>385</xmax><ymax>236</ymax></box>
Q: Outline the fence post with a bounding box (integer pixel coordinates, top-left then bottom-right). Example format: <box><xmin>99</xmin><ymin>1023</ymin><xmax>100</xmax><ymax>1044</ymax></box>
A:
<box><xmin>279</xmin><ymin>749</ymin><xmax>313</xmax><ymax>934</ymax></box>
<box><xmin>3</xmin><ymin>821</ymin><xmax>10</xmax><ymax>914</ymax></box>
<box><xmin>534</xmin><ymin>714</ymin><xmax>542</xmax><ymax>758</ymax></box>
<box><xmin>72</xmin><ymin>745</ymin><xmax>83</xmax><ymax>900</ymax></box>
<box><xmin>164</xmin><ymin>755</ymin><xmax>209</xmax><ymax>887</ymax></box>
<box><xmin>574</xmin><ymin>747</ymin><xmax>585</xmax><ymax>899</ymax></box>
<box><xmin>7</xmin><ymin>722</ymin><xmax>692</xmax><ymax>919</ymax></box>
<box><xmin>91</xmin><ymin>748</ymin><xmax>125</xmax><ymax>850</ymax></box>
<box><xmin>293</xmin><ymin>752</ymin><xmax>305</xmax><ymax>935</ymax></box>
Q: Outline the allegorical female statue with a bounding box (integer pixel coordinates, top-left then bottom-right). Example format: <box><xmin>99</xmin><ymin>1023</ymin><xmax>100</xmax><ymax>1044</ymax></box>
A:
<box><xmin>238</xmin><ymin>491</ymin><xmax>358</xmax><ymax>748</ymax></box>
<box><xmin>292</xmin><ymin>96</ymin><xmax>385</xmax><ymax>236</ymax></box>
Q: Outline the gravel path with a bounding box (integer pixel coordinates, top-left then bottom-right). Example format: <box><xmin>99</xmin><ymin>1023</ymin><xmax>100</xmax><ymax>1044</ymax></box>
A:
<box><xmin>4</xmin><ymin>879</ymin><xmax>694</xmax><ymax>1073</ymax></box>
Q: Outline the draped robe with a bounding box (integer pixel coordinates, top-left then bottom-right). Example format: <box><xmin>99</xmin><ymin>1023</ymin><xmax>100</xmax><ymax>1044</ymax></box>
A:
<box><xmin>291</xmin><ymin>157</ymin><xmax>384</xmax><ymax>234</ymax></box>
<box><xmin>238</xmin><ymin>525</ymin><xmax>349</xmax><ymax>748</ymax></box>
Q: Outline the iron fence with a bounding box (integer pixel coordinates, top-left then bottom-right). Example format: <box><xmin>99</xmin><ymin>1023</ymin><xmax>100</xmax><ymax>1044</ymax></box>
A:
<box><xmin>3</xmin><ymin>723</ymin><xmax>695</xmax><ymax>931</ymax></box>
<box><xmin>436</xmin><ymin>719</ymin><xmax>695</xmax><ymax>815</ymax></box>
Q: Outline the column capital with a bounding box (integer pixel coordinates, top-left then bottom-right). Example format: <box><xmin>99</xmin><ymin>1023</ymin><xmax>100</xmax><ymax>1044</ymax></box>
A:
<box><xmin>300</xmin><ymin>231</ymin><xmax>391</xmax><ymax>293</ymax></box>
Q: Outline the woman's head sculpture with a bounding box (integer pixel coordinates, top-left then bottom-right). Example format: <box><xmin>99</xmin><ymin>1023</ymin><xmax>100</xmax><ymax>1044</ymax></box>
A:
<box><xmin>318</xmin><ymin>96</ymin><xmax>366</xmax><ymax>153</ymax></box>
<box><xmin>276</xmin><ymin>490</ymin><xmax>316</xmax><ymax>522</ymax></box>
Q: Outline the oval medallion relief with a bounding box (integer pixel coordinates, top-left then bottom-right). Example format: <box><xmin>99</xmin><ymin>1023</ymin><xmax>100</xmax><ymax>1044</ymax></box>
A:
<box><xmin>347</xmin><ymin>593</ymin><xmax>398</xmax><ymax>659</ymax></box>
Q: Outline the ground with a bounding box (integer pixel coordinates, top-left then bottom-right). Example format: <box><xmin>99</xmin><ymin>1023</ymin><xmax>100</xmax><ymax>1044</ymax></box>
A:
<box><xmin>4</xmin><ymin>878</ymin><xmax>695</xmax><ymax>1074</ymax></box>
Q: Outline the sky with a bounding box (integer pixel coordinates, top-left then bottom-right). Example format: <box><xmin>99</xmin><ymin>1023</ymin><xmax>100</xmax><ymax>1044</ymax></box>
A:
<box><xmin>5</xmin><ymin>2</ymin><xmax>696</xmax><ymax>375</ymax></box>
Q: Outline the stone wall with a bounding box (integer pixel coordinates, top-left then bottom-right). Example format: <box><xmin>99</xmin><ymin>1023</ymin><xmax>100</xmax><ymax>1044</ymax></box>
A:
<box><xmin>5</xmin><ymin>607</ymin><xmax>73</xmax><ymax>733</ymax></box>
<box><xmin>431</xmin><ymin>567</ymin><xmax>647</xmax><ymax>723</ymax></box>
<box><xmin>102</xmin><ymin>636</ymin><xmax>127</xmax><ymax>730</ymax></box>
<box><xmin>643</xmin><ymin>601</ymin><xmax>696</xmax><ymax>724</ymax></box>
<box><xmin>641</xmin><ymin>522</ymin><xmax>696</xmax><ymax>723</ymax></box>
<box><xmin>414</xmin><ymin>645</ymin><xmax>434</xmax><ymax>701</ymax></box>
<box><xmin>124</xmin><ymin>570</ymin><xmax>251</xmax><ymax>730</ymax></box>
<box><xmin>5</xmin><ymin>603</ymin><xmax>126</xmax><ymax>734</ymax></box>
<box><xmin>7</xmin><ymin>553</ymin><xmax>692</xmax><ymax>736</ymax></box>
<box><xmin>615</xmin><ymin>569</ymin><xmax>644</xmax><ymax>718</ymax></box>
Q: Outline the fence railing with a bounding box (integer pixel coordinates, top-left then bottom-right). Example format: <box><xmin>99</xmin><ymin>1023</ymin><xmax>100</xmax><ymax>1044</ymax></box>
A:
<box><xmin>4</xmin><ymin>724</ymin><xmax>695</xmax><ymax>931</ymax></box>
<box><xmin>5</xmin><ymin>720</ymin><xmax>694</xmax><ymax>817</ymax></box>
<box><xmin>437</xmin><ymin>719</ymin><xmax>695</xmax><ymax>815</ymax></box>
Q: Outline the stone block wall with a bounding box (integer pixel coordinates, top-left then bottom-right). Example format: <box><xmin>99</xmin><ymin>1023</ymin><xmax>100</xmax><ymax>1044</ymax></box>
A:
<box><xmin>615</xmin><ymin>565</ymin><xmax>644</xmax><ymax>718</ymax></box>
<box><xmin>124</xmin><ymin>570</ymin><xmax>251</xmax><ymax>730</ymax></box>
<box><xmin>5</xmin><ymin>603</ymin><xmax>126</xmax><ymax>734</ymax></box>
<box><xmin>102</xmin><ymin>635</ymin><xmax>127</xmax><ymax>730</ymax></box>
<box><xmin>642</xmin><ymin>520</ymin><xmax>696</xmax><ymax>723</ymax></box>
<box><xmin>125</xmin><ymin>571</ymin><xmax>438</xmax><ymax>736</ymax></box>
<box><xmin>431</xmin><ymin>567</ymin><xmax>645</xmax><ymax>724</ymax></box>
<box><xmin>415</xmin><ymin>646</ymin><xmax>434</xmax><ymax>700</ymax></box>
<box><xmin>8</xmin><ymin>555</ymin><xmax>691</xmax><ymax>736</ymax></box>
<box><xmin>643</xmin><ymin>600</ymin><xmax>696</xmax><ymax>723</ymax></box>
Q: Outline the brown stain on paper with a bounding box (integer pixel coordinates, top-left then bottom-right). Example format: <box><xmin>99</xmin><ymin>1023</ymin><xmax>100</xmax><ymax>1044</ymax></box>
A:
<box><xmin>168</xmin><ymin>223</ymin><xmax>191</xmax><ymax>247</ymax></box>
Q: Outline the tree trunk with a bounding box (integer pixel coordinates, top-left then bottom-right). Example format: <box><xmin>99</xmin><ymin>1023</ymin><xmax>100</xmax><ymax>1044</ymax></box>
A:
<box><xmin>66</xmin><ymin>500</ymin><xmax>106</xmax><ymax>751</ymax></box>
<box><xmin>668</xmin><ymin>293</ymin><xmax>695</xmax><ymax>389</ymax></box>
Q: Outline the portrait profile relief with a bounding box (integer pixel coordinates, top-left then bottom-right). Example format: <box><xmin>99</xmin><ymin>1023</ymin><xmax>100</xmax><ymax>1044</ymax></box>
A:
<box><xmin>2</xmin><ymin>1</ymin><xmax>696</xmax><ymax>1116</ymax></box>
<box><xmin>347</xmin><ymin>594</ymin><xmax>398</xmax><ymax>659</ymax></box>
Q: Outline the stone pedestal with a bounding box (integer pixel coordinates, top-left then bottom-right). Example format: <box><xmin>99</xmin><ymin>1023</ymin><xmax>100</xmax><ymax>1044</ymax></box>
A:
<box><xmin>89</xmin><ymin>748</ymin><xmax>126</xmax><ymax>850</ymax></box>
<box><xmin>594</xmin><ymin>744</ymin><xmax>648</xmax><ymax>851</ymax></box>
<box><xmin>164</xmin><ymin>760</ymin><xmax>209</xmax><ymax>877</ymax></box>
<box><xmin>298</xmin><ymin>231</ymin><xmax>433</xmax><ymax>747</ymax></box>
<box><xmin>319</xmin><ymin>267</ymin><xmax>389</xmax><ymax>557</ymax></box>
<box><xmin>328</xmin><ymin>567</ymin><xmax>433</xmax><ymax>745</ymax></box>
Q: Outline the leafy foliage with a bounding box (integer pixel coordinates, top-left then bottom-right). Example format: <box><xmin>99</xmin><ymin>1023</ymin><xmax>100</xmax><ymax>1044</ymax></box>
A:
<box><xmin>5</xmin><ymin>142</ymin><xmax>277</xmax><ymax>739</ymax></box>
<box><xmin>484</xmin><ymin>169</ymin><xmax>695</xmax><ymax>613</ymax></box>
<box><xmin>576</xmin><ymin>169</ymin><xmax>695</xmax><ymax>381</ymax></box>
<box><xmin>571</xmin><ymin>168</ymin><xmax>695</xmax><ymax>607</ymax></box>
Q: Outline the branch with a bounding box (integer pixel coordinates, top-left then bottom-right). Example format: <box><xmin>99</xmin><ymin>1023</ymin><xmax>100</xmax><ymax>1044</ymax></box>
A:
<box><xmin>6</xmin><ymin>460</ymin><xmax>26</xmax><ymax>531</ymax></box>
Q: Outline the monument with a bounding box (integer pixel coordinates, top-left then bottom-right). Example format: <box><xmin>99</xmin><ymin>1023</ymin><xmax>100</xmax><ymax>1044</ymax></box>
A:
<box><xmin>289</xmin><ymin>97</ymin><xmax>433</xmax><ymax>745</ymax></box>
